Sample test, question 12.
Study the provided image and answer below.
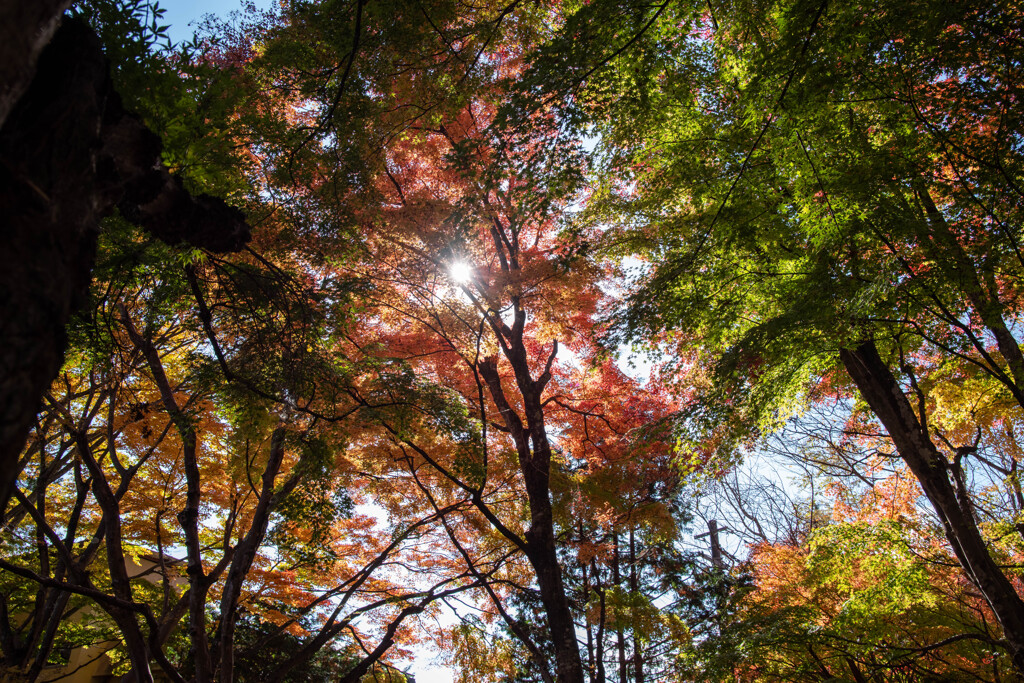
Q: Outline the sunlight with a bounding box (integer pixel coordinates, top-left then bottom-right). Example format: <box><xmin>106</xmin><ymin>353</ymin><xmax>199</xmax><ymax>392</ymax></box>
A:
<box><xmin>449</xmin><ymin>260</ymin><xmax>473</xmax><ymax>284</ymax></box>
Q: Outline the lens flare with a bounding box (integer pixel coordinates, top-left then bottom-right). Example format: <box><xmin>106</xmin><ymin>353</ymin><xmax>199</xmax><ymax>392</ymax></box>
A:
<box><xmin>449</xmin><ymin>261</ymin><xmax>472</xmax><ymax>284</ymax></box>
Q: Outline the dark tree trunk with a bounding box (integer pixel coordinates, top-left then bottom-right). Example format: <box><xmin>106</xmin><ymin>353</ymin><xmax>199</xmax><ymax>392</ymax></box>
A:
<box><xmin>478</xmin><ymin>354</ymin><xmax>585</xmax><ymax>683</ymax></box>
<box><xmin>0</xmin><ymin>0</ymin><xmax>72</xmax><ymax>128</ymax></box>
<box><xmin>629</xmin><ymin>529</ymin><xmax>643</xmax><ymax>683</ymax></box>
<box><xmin>0</xmin><ymin>16</ymin><xmax>108</xmax><ymax>522</ymax></box>
<box><xmin>522</xmin><ymin>481</ymin><xmax>584</xmax><ymax>683</ymax></box>
<box><xmin>840</xmin><ymin>340</ymin><xmax>1024</xmax><ymax>674</ymax></box>
<box><xmin>612</xmin><ymin>533</ymin><xmax>627</xmax><ymax>683</ymax></box>
<box><xmin>0</xmin><ymin>17</ymin><xmax>249</xmax><ymax>515</ymax></box>
<box><xmin>591</xmin><ymin>559</ymin><xmax>607</xmax><ymax>683</ymax></box>
<box><xmin>583</xmin><ymin>558</ymin><xmax>594</xmax><ymax>677</ymax></box>
<box><xmin>215</xmin><ymin>427</ymin><xmax>293</xmax><ymax>683</ymax></box>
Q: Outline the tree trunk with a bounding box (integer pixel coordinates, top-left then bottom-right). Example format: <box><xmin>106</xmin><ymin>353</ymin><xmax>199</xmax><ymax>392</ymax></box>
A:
<box><xmin>840</xmin><ymin>340</ymin><xmax>1024</xmax><ymax>674</ymax></box>
<box><xmin>612</xmin><ymin>533</ymin><xmax>626</xmax><ymax>683</ymax></box>
<box><xmin>0</xmin><ymin>17</ymin><xmax>107</xmax><ymax>520</ymax></box>
<box><xmin>216</xmin><ymin>427</ymin><xmax>292</xmax><ymax>683</ymax></box>
<box><xmin>629</xmin><ymin>529</ymin><xmax>643</xmax><ymax>683</ymax></box>
<box><xmin>0</xmin><ymin>17</ymin><xmax>249</xmax><ymax>517</ymax></box>
<box><xmin>522</xmin><ymin>467</ymin><xmax>585</xmax><ymax>683</ymax></box>
<box><xmin>478</xmin><ymin>355</ymin><xmax>585</xmax><ymax>683</ymax></box>
<box><xmin>583</xmin><ymin>557</ymin><xmax>594</xmax><ymax>679</ymax></box>
<box><xmin>589</xmin><ymin>558</ymin><xmax>607</xmax><ymax>683</ymax></box>
<box><xmin>0</xmin><ymin>0</ymin><xmax>71</xmax><ymax>128</ymax></box>
<box><xmin>76</xmin><ymin>434</ymin><xmax>154</xmax><ymax>683</ymax></box>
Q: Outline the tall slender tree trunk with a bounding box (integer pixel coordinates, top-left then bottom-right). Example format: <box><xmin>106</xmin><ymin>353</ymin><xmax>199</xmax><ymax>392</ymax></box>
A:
<box><xmin>521</xmin><ymin>465</ymin><xmax>585</xmax><ymax>683</ymax></box>
<box><xmin>592</xmin><ymin>561</ymin><xmax>607</xmax><ymax>683</ymax></box>
<box><xmin>628</xmin><ymin>529</ymin><xmax>643</xmax><ymax>683</ymax></box>
<box><xmin>841</xmin><ymin>340</ymin><xmax>1024</xmax><ymax>674</ymax></box>
<box><xmin>612</xmin><ymin>533</ymin><xmax>626</xmax><ymax>683</ymax></box>
<box><xmin>583</xmin><ymin>554</ymin><xmax>594</xmax><ymax>679</ymax></box>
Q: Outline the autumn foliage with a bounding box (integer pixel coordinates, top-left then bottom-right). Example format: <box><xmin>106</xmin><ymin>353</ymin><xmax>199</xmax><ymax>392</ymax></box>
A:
<box><xmin>3</xmin><ymin>0</ymin><xmax>1024</xmax><ymax>682</ymax></box>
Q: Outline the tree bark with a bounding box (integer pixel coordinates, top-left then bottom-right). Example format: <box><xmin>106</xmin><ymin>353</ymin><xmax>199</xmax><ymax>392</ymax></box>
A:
<box><xmin>613</xmin><ymin>533</ymin><xmax>627</xmax><ymax>683</ymax></box>
<box><xmin>478</xmin><ymin>355</ymin><xmax>585</xmax><ymax>683</ymax></box>
<box><xmin>0</xmin><ymin>0</ymin><xmax>72</xmax><ymax>128</ymax></box>
<box><xmin>0</xmin><ymin>16</ymin><xmax>107</xmax><ymax>524</ymax></box>
<box><xmin>0</xmin><ymin>17</ymin><xmax>249</xmax><ymax>516</ymax></box>
<box><xmin>629</xmin><ymin>529</ymin><xmax>643</xmax><ymax>683</ymax></box>
<box><xmin>840</xmin><ymin>339</ymin><xmax>1024</xmax><ymax>674</ymax></box>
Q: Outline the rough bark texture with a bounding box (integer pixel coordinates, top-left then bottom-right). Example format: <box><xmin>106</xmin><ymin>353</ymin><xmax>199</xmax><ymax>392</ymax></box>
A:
<box><xmin>0</xmin><ymin>17</ymin><xmax>109</xmax><ymax>523</ymax></box>
<box><xmin>840</xmin><ymin>340</ymin><xmax>1024</xmax><ymax>674</ymax></box>
<box><xmin>0</xmin><ymin>0</ymin><xmax>73</xmax><ymax>129</ymax></box>
<box><xmin>0</xmin><ymin>17</ymin><xmax>250</xmax><ymax>515</ymax></box>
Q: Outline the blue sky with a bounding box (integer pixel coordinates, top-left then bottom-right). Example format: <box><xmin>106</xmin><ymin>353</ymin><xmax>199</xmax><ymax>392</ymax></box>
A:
<box><xmin>158</xmin><ymin>0</ymin><xmax>275</xmax><ymax>42</ymax></box>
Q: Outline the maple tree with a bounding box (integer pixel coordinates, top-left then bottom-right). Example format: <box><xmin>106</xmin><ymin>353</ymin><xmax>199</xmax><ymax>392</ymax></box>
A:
<box><xmin>518</xmin><ymin>0</ymin><xmax>1024</xmax><ymax>675</ymax></box>
<box><xmin>205</xmin><ymin>1</ymin><xmax>687</xmax><ymax>679</ymax></box>
<box><xmin>3</xmin><ymin>1</ymin><xmax>686</xmax><ymax>681</ymax></box>
<box><xmin>8</xmin><ymin>0</ymin><xmax>1024</xmax><ymax>681</ymax></box>
<box><xmin>324</xmin><ymin>89</ymin><xmax>683</xmax><ymax>680</ymax></box>
<box><xmin>1</xmin><ymin>1</ymin><xmax>533</xmax><ymax>679</ymax></box>
<box><xmin>672</xmin><ymin>411</ymin><xmax>1019</xmax><ymax>682</ymax></box>
<box><xmin>0</xmin><ymin>220</ymin><xmax>498</xmax><ymax>682</ymax></box>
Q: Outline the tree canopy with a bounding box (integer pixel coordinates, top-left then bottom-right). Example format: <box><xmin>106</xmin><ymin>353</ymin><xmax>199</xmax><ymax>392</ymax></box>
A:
<box><xmin>2</xmin><ymin>0</ymin><xmax>1024</xmax><ymax>681</ymax></box>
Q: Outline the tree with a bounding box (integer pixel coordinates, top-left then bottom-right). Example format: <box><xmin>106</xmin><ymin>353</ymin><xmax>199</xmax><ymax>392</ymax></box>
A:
<box><xmin>1</xmin><ymin>212</ymin><xmax>499</xmax><ymax>682</ymax></box>
<box><xmin>329</xmin><ymin>101</ymin><xmax>680</xmax><ymax>681</ymax></box>
<box><xmin>24</xmin><ymin>1</ymin><xmax>1024</xmax><ymax>680</ymax></box>
<box><xmin>193</xmin><ymin>2</ymin><xmax>690</xmax><ymax>677</ymax></box>
<box><xmin>671</xmin><ymin>413</ymin><xmax>1016</xmax><ymax>682</ymax></box>
<box><xmin>0</xmin><ymin>0</ymin><xmax>71</xmax><ymax>128</ymax></box>
<box><xmin>0</xmin><ymin>1</ymin><xmax>251</xmax><ymax>515</ymax></box>
<box><xmin>520</xmin><ymin>0</ymin><xmax>1024</xmax><ymax>673</ymax></box>
<box><xmin>1</xmin><ymin>3</ymin><xmax>687</xmax><ymax>682</ymax></box>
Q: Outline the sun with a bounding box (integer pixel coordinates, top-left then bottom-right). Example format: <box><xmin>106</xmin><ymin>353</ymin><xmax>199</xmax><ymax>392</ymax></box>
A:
<box><xmin>449</xmin><ymin>261</ymin><xmax>473</xmax><ymax>284</ymax></box>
